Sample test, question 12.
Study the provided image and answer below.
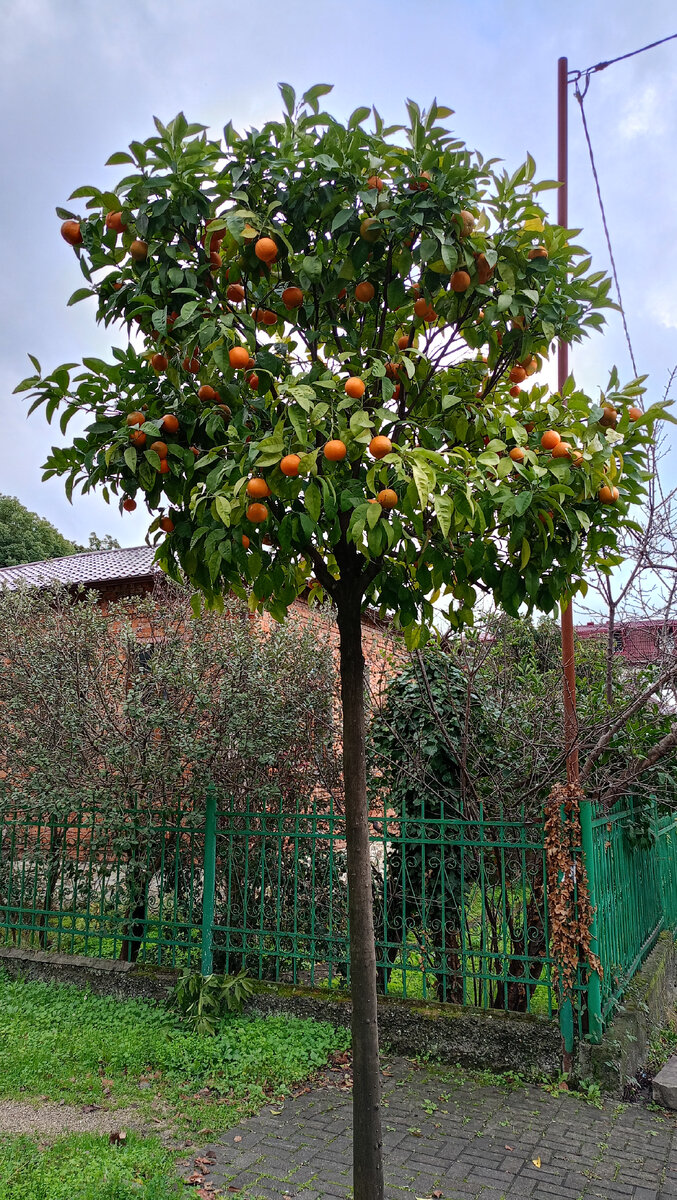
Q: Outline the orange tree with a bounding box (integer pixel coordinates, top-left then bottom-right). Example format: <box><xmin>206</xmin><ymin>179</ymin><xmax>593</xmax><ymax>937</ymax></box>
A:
<box><xmin>17</xmin><ymin>87</ymin><xmax>665</xmax><ymax>1200</ymax></box>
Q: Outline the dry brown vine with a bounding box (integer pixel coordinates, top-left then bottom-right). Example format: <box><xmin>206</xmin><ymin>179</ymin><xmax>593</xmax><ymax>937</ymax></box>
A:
<box><xmin>545</xmin><ymin>781</ymin><xmax>602</xmax><ymax>998</ymax></box>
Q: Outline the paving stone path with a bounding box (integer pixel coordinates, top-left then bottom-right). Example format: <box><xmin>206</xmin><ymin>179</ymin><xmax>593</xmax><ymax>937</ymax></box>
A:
<box><xmin>191</xmin><ymin>1058</ymin><xmax>677</xmax><ymax>1200</ymax></box>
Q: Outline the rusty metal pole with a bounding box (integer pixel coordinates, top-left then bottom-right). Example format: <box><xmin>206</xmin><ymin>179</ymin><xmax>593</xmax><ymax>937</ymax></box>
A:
<box><xmin>558</xmin><ymin>55</ymin><xmax>580</xmax><ymax>784</ymax></box>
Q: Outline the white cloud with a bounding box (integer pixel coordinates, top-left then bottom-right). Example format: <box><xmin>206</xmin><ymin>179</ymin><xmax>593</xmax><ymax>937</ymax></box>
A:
<box><xmin>617</xmin><ymin>83</ymin><xmax>666</xmax><ymax>141</ymax></box>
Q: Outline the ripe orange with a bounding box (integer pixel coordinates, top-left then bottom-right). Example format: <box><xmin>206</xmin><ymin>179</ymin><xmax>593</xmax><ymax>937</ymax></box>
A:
<box><xmin>369</xmin><ymin>436</ymin><xmax>392</xmax><ymax>460</ymax></box>
<box><xmin>345</xmin><ymin>376</ymin><xmax>366</xmax><ymax>399</ymax></box>
<box><xmin>105</xmin><ymin>211</ymin><xmax>127</xmax><ymax>233</ymax></box>
<box><xmin>159</xmin><ymin>459</ymin><xmax>170</xmax><ymax>475</ymax></box>
<box><xmin>182</xmin><ymin>355</ymin><xmax>200</xmax><ymax>373</ymax></box>
<box><xmin>367</xmin><ymin>175</ymin><xmax>384</xmax><ymax>191</ymax></box>
<box><xmin>509</xmin><ymin>366</ymin><xmax>527</xmax><ymax>384</ymax></box>
<box><xmin>248</xmin><ymin>373</ymin><xmax>259</xmax><ymax>390</ymax></box>
<box><xmin>60</xmin><ymin>220</ymin><xmax>82</xmax><ymax>245</ymax></box>
<box><xmin>126</xmin><ymin>411</ymin><xmax>145</xmax><ymax>427</ymax></box>
<box><xmin>413</xmin><ymin>297</ymin><xmax>429</xmax><ymax>318</ymax></box>
<box><xmin>509</xmin><ymin>446</ymin><xmax>525</xmax><ymax>463</ymax></box>
<box><xmin>226</xmin><ymin>283</ymin><xmax>245</xmax><ymax>303</ymax></box>
<box><xmin>246</xmin><ymin>477</ymin><xmax>271</xmax><ymax>499</ymax></box>
<box><xmin>528</xmin><ymin>246</ymin><xmax>548</xmax><ymax>260</ymax></box>
<box><xmin>247</xmin><ymin>356</ymin><xmax>256</xmax><ymax>369</ymax></box>
<box><xmin>161</xmin><ymin>414</ymin><xmax>179</xmax><ymax>434</ymax></box>
<box><xmin>541</xmin><ymin>430</ymin><xmax>561</xmax><ymax>451</ymax></box>
<box><xmin>209</xmin><ymin>250</ymin><xmax>222</xmax><ymax>269</ymax></box>
<box><xmin>397</xmin><ymin>335</ymin><xmax>410</xmax><ymax>351</ymax></box>
<box><xmin>130</xmin><ymin>240</ymin><xmax>148</xmax><ymax>262</ymax></box>
<box><xmin>280</xmin><ymin>454</ymin><xmax>301</xmax><ymax>477</ymax></box>
<box><xmin>217</xmin><ymin>404</ymin><xmax>232</xmax><ymax>418</ymax></box>
<box><xmin>457</xmin><ymin>209</ymin><xmax>475</xmax><ymax>237</ymax></box>
<box><xmin>551</xmin><ymin>442</ymin><xmax>571</xmax><ymax>459</ymax></box>
<box><xmin>324</xmin><ymin>439</ymin><xmax>347</xmax><ymax>462</ymax></box>
<box><xmin>129</xmin><ymin>430</ymin><xmax>146</xmax><ymax>448</ymax></box>
<box><xmin>247</xmin><ymin>502</ymin><xmax>268</xmax><ymax>523</ymax></box>
<box><xmin>360</xmin><ymin>218</ymin><xmax>381</xmax><ymax>243</ymax></box>
<box><xmin>451</xmin><ymin>269</ymin><xmax>471</xmax><ymax>293</ymax></box>
<box><xmin>475</xmin><ymin>253</ymin><xmax>494</xmax><ymax>283</ymax></box>
<box><xmin>377</xmin><ymin>488</ymin><xmax>398</xmax><ymax>510</ymax></box>
<box><xmin>229</xmin><ymin>346</ymin><xmax>250</xmax><ymax>369</ymax></box>
<box><xmin>150</xmin><ymin>440</ymin><xmax>168</xmax><ymax>459</ymax></box>
<box><xmin>628</xmin><ymin>406</ymin><xmax>642</xmax><ymax>420</ymax></box>
<box><xmin>509</xmin><ymin>385</ymin><xmax>521</xmax><ymax>398</ymax></box>
<box><xmin>254</xmin><ymin>237</ymin><xmax>278</xmax><ymax>263</ymax></box>
<box><xmin>355</xmin><ymin>281</ymin><xmax>375</xmax><ymax>303</ymax></box>
<box><xmin>122</xmin><ymin>497</ymin><xmax>137</xmax><ymax>512</ymax></box>
<box><xmin>282</xmin><ymin>286</ymin><xmax>304</xmax><ymax>309</ymax></box>
<box><xmin>151</xmin><ymin>353</ymin><xmax>168</xmax><ymax>371</ymax></box>
<box><xmin>262</xmin><ymin>309</ymin><xmax>278</xmax><ymax>326</ymax></box>
<box><xmin>599</xmin><ymin>484</ymin><xmax>619</xmax><ymax>504</ymax></box>
<box><xmin>198</xmin><ymin>384</ymin><xmax>219</xmax><ymax>403</ymax></box>
<box><xmin>241</xmin><ymin>534</ymin><xmax>250</xmax><ymax>549</ymax></box>
<box><xmin>159</xmin><ymin>516</ymin><xmax>174</xmax><ymax>532</ymax></box>
<box><xmin>599</xmin><ymin>405</ymin><xmax>618</xmax><ymax>429</ymax></box>
<box><xmin>571</xmin><ymin>450</ymin><xmax>584</xmax><ymax>466</ymax></box>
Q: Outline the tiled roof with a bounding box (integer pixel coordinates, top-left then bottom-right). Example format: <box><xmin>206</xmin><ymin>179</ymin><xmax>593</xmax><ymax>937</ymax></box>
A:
<box><xmin>0</xmin><ymin>546</ymin><xmax>160</xmax><ymax>590</ymax></box>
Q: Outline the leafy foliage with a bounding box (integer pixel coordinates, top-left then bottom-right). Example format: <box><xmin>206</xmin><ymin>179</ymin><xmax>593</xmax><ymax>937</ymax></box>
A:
<box><xmin>173</xmin><ymin>969</ymin><xmax>254</xmax><ymax>1034</ymax></box>
<box><xmin>16</xmin><ymin>89</ymin><xmax>668</xmax><ymax>640</ymax></box>
<box><xmin>0</xmin><ymin>493</ymin><xmax>80</xmax><ymax>567</ymax></box>
<box><xmin>0</xmin><ymin>1131</ymin><xmax>185</xmax><ymax>1200</ymax></box>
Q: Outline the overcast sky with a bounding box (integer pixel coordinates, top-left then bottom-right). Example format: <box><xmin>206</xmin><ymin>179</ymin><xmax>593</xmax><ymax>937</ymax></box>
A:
<box><xmin>1</xmin><ymin>0</ymin><xmax>676</xmax><ymax>550</ymax></box>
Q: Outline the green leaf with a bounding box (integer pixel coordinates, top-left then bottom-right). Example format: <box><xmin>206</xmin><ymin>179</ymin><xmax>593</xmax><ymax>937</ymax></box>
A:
<box><xmin>348</xmin><ymin>106</ymin><xmax>371</xmax><ymax>129</ymax></box>
<box><xmin>278</xmin><ymin>82</ymin><xmax>296</xmax><ymax>116</ymax></box>
<box><xmin>366</xmin><ymin>501</ymin><xmax>381</xmax><ymax>529</ymax></box>
<box><xmin>434</xmin><ymin>494</ymin><xmax>453</xmax><ymax>538</ymax></box>
<box><xmin>67</xmin><ymin>288</ymin><xmax>94</xmax><ymax>306</ymax></box>
<box><xmin>304</xmin><ymin>481</ymin><xmax>321</xmax><ymax>523</ymax></box>
<box><xmin>124</xmin><ymin>447</ymin><xmax>137</xmax><ymax>472</ymax></box>
<box><xmin>106</xmin><ymin>151</ymin><xmax>135</xmax><ymax>165</ymax></box>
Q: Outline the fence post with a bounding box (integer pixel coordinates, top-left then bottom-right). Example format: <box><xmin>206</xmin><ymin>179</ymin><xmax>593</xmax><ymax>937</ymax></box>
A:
<box><xmin>580</xmin><ymin>798</ymin><xmax>603</xmax><ymax>1043</ymax></box>
<box><xmin>201</xmin><ymin>785</ymin><xmax>217</xmax><ymax>977</ymax></box>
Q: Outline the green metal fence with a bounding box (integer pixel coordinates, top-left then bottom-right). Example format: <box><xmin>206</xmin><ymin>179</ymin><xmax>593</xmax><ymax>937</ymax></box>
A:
<box><xmin>0</xmin><ymin>789</ymin><xmax>675</xmax><ymax>1038</ymax></box>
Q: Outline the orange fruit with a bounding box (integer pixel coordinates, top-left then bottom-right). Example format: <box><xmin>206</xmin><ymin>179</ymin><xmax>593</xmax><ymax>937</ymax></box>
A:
<box><xmin>241</xmin><ymin>534</ymin><xmax>250</xmax><ymax>549</ymax></box>
<box><xmin>129</xmin><ymin>240</ymin><xmax>148</xmax><ymax>261</ymax></box>
<box><xmin>247</xmin><ymin>502</ymin><xmax>268</xmax><ymax>523</ymax></box>
<box><xmin>450</xmin><ymin>269</ymin><xmax>471</xmax><ymax>293</ymax></box>
<box><xmin>150</xmin><ymin>440</ymin><xmax>168</xmax><ymax>459</ymax></box>
<box><xmin>282</xmin><ymin>286</ymin><xmax>304</xmax><ymax>309</ymax></box>
<box><xmin>262</xmin><ymin>309</ymin><xmax>278</xmax><ymax>326</ymax></box>
<box><xmin>209</xmin><ymin>250</ymin><xmax>222</xmax><ymax>269</ymax></box>
<box><xmin>475</xmin><ymin>253</ymin><xmax>494</xmax><ymax>283</ymax></box>
<box><xmin>227</xmin><ymin>283</ymin><xmax>245</xmax><ymax>303</ymax></box>
<box><xmin>457</xmin><ymin>209</ymin><xmax>475</xmax><ymax>237</ymax></box>
<box><xmin>360</xmin><ymin>218</ymin><xmax>381</xmax><ymax>243</ymax></box>
<box><xmin>599</xmin><ymin>484</ymin><xmax>619</xmax><ymax>504</ymax></box>
<box><xmin>345</xmin><ymin>376</ymin><xmax>366</xmax><ymax>400</ymax></box>
<box><xmin>377</xmin><ymin>488</ymin><xmax>398</xmax><ymax>510</ymax></box>
<box><xmin>509</xmin><ymin>446</ymin><xmax>525</xmax><ymax>463</ymax></box>
<box><xmin>161</xmin><ymin>414</ymin><xmax>179</xmax><ymax>434</ymax></box>
<box><xmin>528</xmin><ymin>246</ymin><xmax>548</xmax><ymax>260</ymax></box>
<box><xmin>541</xmin><ymin>430</ymin><xmax>561</xmax><ymax>451</ymax></box>
<box><xmin>182</xmin><ymin>355</ymin><xmax>200</xmax><ymax>373</ymax></box>
<box><xmin>413</xmin><ymin>297</ymin><xmax>429</xmax><ymax>318</ymax></box>
<box><xmin>551</xmin><ymin>442</ymin><xmax>571</xmax><ymax>459</ymax></box>
<box><xmin>159</xmin><ymin>459</ymin><xmax>170</xmax><ymax>475</ymax></box>
<box><xmin>105</xmin><ymin>211</ymin><xmax>127</xmax><ymax>233</ymax></box>
<box><xmin>217</xmin><ymin>404</ymin><xmax>232</xmax><ymax>418</ymax></box>
<box><xmin>280</xmin><ymin>454</ymin><xmax>301</xmax><ymax>477</ymax></box>
<box><xmin>355</xmin><ymin>281</ymin><xmax>375</xmax><ymax>303</ymax></box>
<box><xmin>367</xmin><ymin>175</ymin><xmax>384</xmax><ymax>191</ymax></box>
<box><xmin>122</xmin><ymin>497</ymin><xmax>137</xmax><ymax>512</ymax></box>
<box><xmin>159</xmin><ymin>516</ymin><xmax>174</xmax><ymax>533</ymax></box>
<box><xmin>509</xmin><ymin>385</ymin><xmax>521</xmax><ymax>398</ymax></box>
<box><xmin>324</xmin><ymin>439</ymin><xmax>347</xmax><ymax>462</ymax></box>
<box><xmin>198</xmin><ymin>384</ymin><xmax>219</xmax><ymax>403</ymax></box>
<box><xmin>248</xmin><ymin>373</ymin><xmax>259</xmax><ymax>390</ymax></box>
<box><xmin>254</xmin><ymin>237</ymin><xmax>278</xmax><ymax>263</ymax></box>
<box><xmin>369</xmin><ymin>436</ymin><xmax>392</xmax><ymax>460</ymax></box>
<box><xmin>397</xmin><ymin>335</ymin><xmax>410</xmax><ymax>351</ymax></box>
<box><xmin>628</xmin><ymin>406</ymin><xmax>642</xmax><ymax>421</ymax></box>
<box><xmin>60</xmin><ymin>220</ymin><xmax>82</xmax><ymax>245</ymax></box>
<box><xmin>126</xmin><ymin>411</ymin><xmax>145</xmax><ymax>427</ymax></box>
<box><xmin>129</xmin><ymin>430</ymin><xmax>146</xmax><ymax>448</ymax></box>
<box><xmin>151</xmin><ymin>353</ymin><xmax>168</xmax><ymax>371</ymax></box>
<box><xmin>571</xmin><ymin>450</ymin><xmax>584</xmax><ymax>466</ymax></box>
<box><xmin>599</xmin><ymin>405</ymin><xmax>618</xmax><ymax>429</ymax></box>
<box><xmin>509</xmin><ymin>366</ymin><xmax>527</xmax><ymax>384</ymax></box>
<box><xmin>246</xmin><ymin>477</ymin><xmax>271</xmax><ymax>499</ymax></box>
<box><xmin>229</xmin><ymin>346</ymin><xmax>250</xmax><ymax>369</ymax></box>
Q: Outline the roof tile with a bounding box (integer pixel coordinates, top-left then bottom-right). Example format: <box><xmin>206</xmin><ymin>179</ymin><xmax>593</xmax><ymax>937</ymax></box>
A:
<box><xmin>0</xmin><ymin>546</ymin><xmax>159</xmax><ymax>590</ymax></box>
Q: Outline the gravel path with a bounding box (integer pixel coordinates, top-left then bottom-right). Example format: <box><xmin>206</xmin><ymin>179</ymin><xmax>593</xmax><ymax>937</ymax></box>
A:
<box><xmin>0</xmin><ymin>1099</ymin><xmax>147</xmax><ymax>1139</ymax></box>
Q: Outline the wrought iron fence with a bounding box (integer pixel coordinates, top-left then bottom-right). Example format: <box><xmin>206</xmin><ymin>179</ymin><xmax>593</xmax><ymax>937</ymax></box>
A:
<box><xmin>0</xmin><ymin>788</ymin><xmax>675</xmax><ymax>1040</ymax></box>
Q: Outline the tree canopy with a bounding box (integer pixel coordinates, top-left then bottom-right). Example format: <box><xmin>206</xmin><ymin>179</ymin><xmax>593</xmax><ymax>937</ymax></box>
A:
<box><xmin>0</xmin><ymin>494</ymin><xmax>80</xmax><ymax>568</ymax></box>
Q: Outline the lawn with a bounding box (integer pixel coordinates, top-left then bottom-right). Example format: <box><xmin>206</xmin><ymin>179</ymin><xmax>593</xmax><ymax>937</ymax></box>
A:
<box><xmin>0</xmin><ymin>971</ymin><xmax>350</xmax><ymax>1198</ymax></box>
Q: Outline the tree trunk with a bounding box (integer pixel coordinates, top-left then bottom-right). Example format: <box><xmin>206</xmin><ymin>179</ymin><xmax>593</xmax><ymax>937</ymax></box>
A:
<box><xmin>337</xmin><ymin>592</ymin><xmax>384</xmax><ymax>1200</ymax></box>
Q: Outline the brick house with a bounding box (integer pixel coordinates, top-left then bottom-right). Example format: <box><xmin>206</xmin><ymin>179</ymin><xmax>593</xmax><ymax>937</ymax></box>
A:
<box><xmin>575</xmin><ymin>618</ymin><xmax>677</xmax><ymax>664</ymax></box>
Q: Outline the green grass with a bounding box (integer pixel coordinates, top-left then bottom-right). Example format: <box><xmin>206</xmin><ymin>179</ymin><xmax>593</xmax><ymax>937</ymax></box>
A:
<box><xmin>0</xmin><ymin>1132</ymin><xmax>188</xmax><ymax>1200</ymax></box>
<box><xmin>0</xmin><ymin>972</ymin><xmax>350</xmax><ymax>1133</ymax></box>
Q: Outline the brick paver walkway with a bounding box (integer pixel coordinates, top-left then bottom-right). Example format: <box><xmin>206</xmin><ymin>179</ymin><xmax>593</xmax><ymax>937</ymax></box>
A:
<box><xmin>192</xmin><ymin>1059</ymin><xmax>676</xmax><ymax>1200</ymax></box>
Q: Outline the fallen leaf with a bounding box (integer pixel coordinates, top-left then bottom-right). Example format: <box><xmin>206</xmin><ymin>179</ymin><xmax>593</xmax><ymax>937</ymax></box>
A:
<box><xmin>505</xmin><ymin>1145</ymin><xmax>513</xmax><ymax>1151</ymax></box>
<box><xmin>432</xmin><ymin>1191</ymin><xmax>443</xmax><ymax>1198</ymax></box>
<box><xmin>109</xmin><ymin>1130</ymin><xmax>127</xmax><ymax>1146</ymax></box>
<box><xmin>532</xmin><ymin>1157</ymin><xmax>541</xmax><ymax>1169</ymax></box>
<box><xmin>233</xmin><ymin>1135</ymin><xmax>242</xmax><ymax>1143</ymax></box>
